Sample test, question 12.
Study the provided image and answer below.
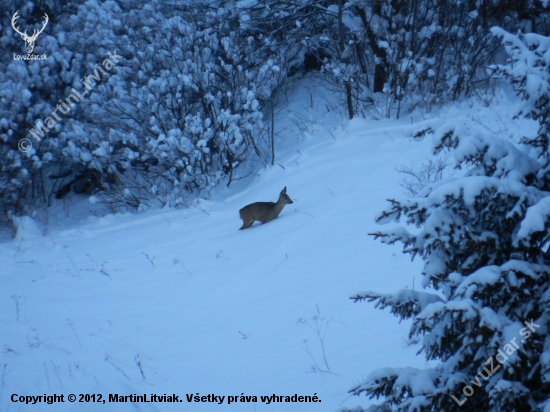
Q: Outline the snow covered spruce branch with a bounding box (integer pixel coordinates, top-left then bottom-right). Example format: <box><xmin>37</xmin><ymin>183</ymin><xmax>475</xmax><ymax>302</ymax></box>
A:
<box><xmin>350</xmin><ymin>290</ymin><xmax>443</xmax><ymax>321</ymax></box>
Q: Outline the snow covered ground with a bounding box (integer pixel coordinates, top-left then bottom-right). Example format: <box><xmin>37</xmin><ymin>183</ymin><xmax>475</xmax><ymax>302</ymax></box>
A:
<box><xmin>0</xmin><ymin>81</ymin><xmax>532</xmax><ymax>412</ymax></box>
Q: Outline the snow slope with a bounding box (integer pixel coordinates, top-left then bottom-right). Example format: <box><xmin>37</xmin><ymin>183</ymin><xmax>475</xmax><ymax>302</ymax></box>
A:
<box><xmin>1</xmin><ymin>82</ymin><xmax>529</xmax><ymax>412</ymax></box>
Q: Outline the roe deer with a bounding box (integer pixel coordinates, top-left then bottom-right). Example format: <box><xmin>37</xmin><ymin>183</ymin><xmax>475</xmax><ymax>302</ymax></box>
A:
<box><xmin>239</xmin><ymin>187</ymin><xmax>293</xmax><ymax>230</ymax></box>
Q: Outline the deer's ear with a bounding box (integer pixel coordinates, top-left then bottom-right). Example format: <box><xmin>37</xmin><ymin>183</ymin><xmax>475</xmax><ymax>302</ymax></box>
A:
<box><xmin>281</xmin><ymin>187</ymin><xmax>287</xmax><ymax>195</ymax></box>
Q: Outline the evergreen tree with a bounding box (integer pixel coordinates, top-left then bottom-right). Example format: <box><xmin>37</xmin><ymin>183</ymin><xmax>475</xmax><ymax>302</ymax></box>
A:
<box><xmin>350</xmin><ymin>28</ymin><xmax>550</xmax><ymax>411</ymax></box>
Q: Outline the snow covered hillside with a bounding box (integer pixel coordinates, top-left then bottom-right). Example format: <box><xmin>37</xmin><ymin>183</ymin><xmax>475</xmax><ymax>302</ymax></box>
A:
<box><xmin>0</xmin><ymin>83</ymin><xmax>530</xmax><ymax>412</ymax></box>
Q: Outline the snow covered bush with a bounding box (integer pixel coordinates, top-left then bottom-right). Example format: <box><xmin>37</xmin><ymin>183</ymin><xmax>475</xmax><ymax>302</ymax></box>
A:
<box><xmin>0</xmin><ymin>1</ymin><xmax>90</xmax><ymax>231</ymax></box>
<box><xmin>91</xmin><ymin>3</ymin><xmax>286</xmax><ymax>207</ymax></box>
<box><xmin>1</xmin><ymin>0</ymin><xmax>306</xmax><ymax>227</ymax></box>
<box><xmin>320</xmin><ymin>0</ymin><xmax>533</xmax><ymax>118</ymax></box>
<box><xmin>350</xmin><ymin>29</ymin><xmax>550</xmax><ymax>410</ymax></box>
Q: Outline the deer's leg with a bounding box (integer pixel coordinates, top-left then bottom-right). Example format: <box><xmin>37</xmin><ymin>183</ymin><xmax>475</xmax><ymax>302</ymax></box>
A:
<box><xmin>239</xmin><ymin>218</ymin><xmax>254</xmax><ymax>230</ymax></box>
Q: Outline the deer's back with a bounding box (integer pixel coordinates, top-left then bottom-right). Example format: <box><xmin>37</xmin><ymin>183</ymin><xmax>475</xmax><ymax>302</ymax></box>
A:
<box><xmin>240</xmin><ymin>201</ymin><xmax>278</xmax><ymax>222</ymax></box>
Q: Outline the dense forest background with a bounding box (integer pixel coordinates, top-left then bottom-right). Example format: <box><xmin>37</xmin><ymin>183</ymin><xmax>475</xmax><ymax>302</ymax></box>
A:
<box><xmin>2</xmin><ymin>0</ymin><xmax>548</xmax><ymax>233</ymax></box>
